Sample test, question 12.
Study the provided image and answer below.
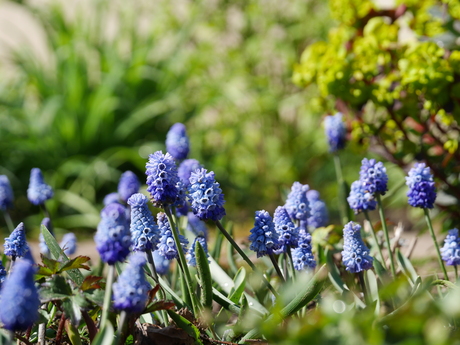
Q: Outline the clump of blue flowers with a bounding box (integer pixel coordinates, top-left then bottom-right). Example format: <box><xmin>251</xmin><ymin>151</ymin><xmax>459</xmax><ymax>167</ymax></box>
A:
<box><xmin>306</xmin><ymin>190</ymin><xmax>328</xmax><ymax>229</ymax></box>
<box><xmin>324</xmin><ymin>112</ymin><xmax>346</xmax><ymax>152</ymax></box>
<box><xmin>405</xmin><ymin>162</ymin><xmax>436</xmax><ymax>209</ymax></box>
<box><xmin>188</xmin><ymin>168</ymin><xmax>226</xmax><ymax>221</ymax></box>
<box><xmin>153</xmin><ymin>250</ymin><xmax>171</xmax><ymax>275</ymax></box>
<box><xmin>274</xmin><ymin>206</ymin><xmax>299</xmax><ymax>253</ymax></box>
<box><xmin>146</xmin><ymin>151</ymin><xmax>181</xmax><ymax>207</ymax></box>
<box><xmin>118</xmin><ymin>171</ymin><xmax>140</xmax><ymax>203</ymax></box>
<box><xmin>4</xmin><ymin>222</ymin><xmax>29</xmax><ymax>260</ymax></box>
<box><xmin>359</xmin><ymin>158</ymin><xmax>388</xmax><ymax>195</ymax></box>
<box><xmin>27</xmin><ymin>168</ymin><xmax>53</xmax><ymax>205</ymax></box>
<box><xmin>249</xmin><ymin>210</ymin><xmax>280</xmax><ymax>257</ymax></box>
<box><xmin>157</xmin><ymin>212</ymin><xmax>189</xmax><ymax>260</ymax></box>
<box><xmin>284</xmin><ymin>182</ymin><xmax>310</xmax><ymax>222</ymax></box>
<box><xmin>166</xmin><ymin>123</ymin><xmax>190</xmax><ymax>161</ymax></box>
<box><xmin>112</xmin><ymin>252</ymin><xmax>151</xmax><ymax>313</ymax></box>
<box><xmin>0</xmin><ymin>258</ymin><xmax>40</xmax><ymax>331</ymax></box>
<box><xmin>95</xmin><ymin>203</ymin><xmax>131</xmax><ymax>265</ymax></box>
<box><xmin>291</xmin><ymin>230</ymin><xmax>316</xmax><ymax>271</ymax></box>
<box><xmin>178</xmin><ymin>159</ymin><xmax>202</xmax><ymax>186</ymax></box>
<box><xmin>0</xmin><ymin>175</ymin><xmax>14</xmax><ymax>211</ymax></box>
<box><xmin>441</xmin><ymin>228</ymin><xmax>460</xmax><ymax>266</ymax></box>
<box><xmin>341</xmin><ymin>222</ymin><xmax>373</xmax><ymax>273</ymax></box>
<box><xmin>128</xmin><ymin>193</ymin><xmax>160</xmax><ymax>252</ymax></box>
<box><xmin>347</xmin><ymin>180</ymin><xmax>377</xmax><ymax>214</ymax></box>
<box><xmin>103</xmin><ymin>192</ymin><xmax>121</xmax><ymax>206</ymax></box>
<box><xmin>60</xmin><ymin>233</ymin><xmax>77</xmax><ymax>256</ymax></box>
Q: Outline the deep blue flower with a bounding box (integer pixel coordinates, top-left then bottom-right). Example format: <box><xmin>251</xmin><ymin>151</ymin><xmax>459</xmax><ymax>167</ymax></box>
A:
<box><xmin>152</xmin><ymin>250</ymin><xmax>171</xmax><ymax>275</ymax></box>
<box><xmin>0</xmin><ymin>258</ymin><xmax>40</xmax><ymax>331</ymax></box>
<box><xmin>248</xmin><ymin>210</ymin><xmax>280</xmax><ymax>257</ymax></box>
<box><xmin>166</xmin><ymin>123</ymin><xmax>190</xmax><ymax>161</ymax></box>
<box><xmin>273</xmin><ymin>206</ymin><xmax>299</xmax><ymax>254</ymax></box>
<box><xmin>187</xmin><ymin>168</ymin><xmax>226</xmax><ymax>221</ymax></box>
<box><xmin>341</xmin><ymin>222</ymin><xmax>373</xmax><ymax>273</ymax></box>
<box><xmin>292</xmin><ymin>230</ymin><xmax>316</xmax><ymax>271</ymax></box>
<box><xmin>39</xmin><ymin>217</ymin><xmax>53</xmax><ymax>256</ymax></box>
<box><xmin>60</xmin><ymin>233</ymin><xmax>77</xmax><ymax>256</ymax></box>
<box><xmin>441</xmin><ymin>228</ymin><xmax>460</xmax><ymax>266</ymax></box>
<box><xmin>0</xmin><ymin>175</ymin><xmax>14</xmax><ymax>211</ymax></box>
<box><xmin>174</xmin><ymin>180</ymin><xmax>187</xmax><ymax>211</ymax></box>
<box><xmin>347</xmin><ymin>180</ymin><xmax>377</xmax><ymax>214</ymax></box>
<box><xmin>156</xmin><ymin>212</ymin><xmax>188</xmax><ymax>260</ymax></box>
<box><xmin>112</xmin><ymin>252</ymin><xmax>151</xmax><ymax>313</ymax></box>
<box><xmin>306</xmin><ymin>190</ymin><xmax>328</xmax><ymax>229</ymax></box>
<box><xmin>324</xmin><ymin>112</ymin><xmax>346</xmax><ymax>152</ymax></box>
<box><xmin>103</xmin><ymin>192</ymin><xmax>121</xmax><ymax>206</ymax></box>
<box><xmin>359</xmin><ymin>158</ymin><xmax>388</xmax><ymax>195</ymax></box>
<box><xmin>95</xmin><ymin>203</ymin><xmax>131</xmax><ymax>265</ymax></box>
<box><xmin>146</xmin><ymin>151</ymin><xmax>181</xmax><ymax>207</ymax></box>
<box><xmin>118</xmin><ymin>171</ymin><xmax>141</xmax><ymax>203</ymax></box>
<box><xmin>186</xmin><ymin>212</ymin><xmax>208</xmax><ymax>238</ymax></box>
<box><xmin>128</xmin><ymin>193</ymin><xmax>160</xmax><ymax>252</ymax></box>
<box><xmin>27</xmin><ymin>168</ymin><xmax>53</xmax><ymax>205</ymax></box>
<box><xmin>4</xmin><ymin>222</ymin><xmax>29</xmax><ymax>260</ymax></box>
<box><xmin>406</xmin><ymin>162</ymin><xmax>436</xmax><ymax>209</ymax></box>
<box><xmin>0</xmin><ymin>261</ymin><xmax>6</xmax><ymax>288</ymax></box>
<box><xmin>178</xmin><ymin>159</ymin><xmax>202</xmax><ymax>187</ymax></box>
<box><xmin>285</xmin><ymin>182</ymin><xmax>310</xmax><ymax>222</ymax></box>
<box><xmin>187</xmin><ymin>236</ymin><xmax>208</xmax><ymax>267</ymax></box>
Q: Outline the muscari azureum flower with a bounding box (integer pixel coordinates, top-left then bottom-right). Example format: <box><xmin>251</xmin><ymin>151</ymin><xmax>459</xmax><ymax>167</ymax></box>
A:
<box><xmin>441</xmin><ymin>228</ymin><xmax>460</xmax><ymax>266</ymax></box>
<box><xmin>274</xmin><ymin>206</ymin><xmax>299</xmax><ymax>254</ymax></box>
<box><xmin>291</xmin><ymin>230</ymin><xmax>316</xmax><ymax>271</ymax></box>
<box><xmin>0</xmin><ymin>175</ymin><xmax>14</xmax><ymax>211</ymax></box>
<box><xmin>341</xmin><ymin>222</ymin><xmax>373</xmax><ymax>273</ymax></box>
<box><xmin>4</xmin><ymin>222</ymin><xmax>29</xmax><ymax>260</ymax></box>
<box><xmin>118</xmin><ymin>171</ymin><xmax>140</xmax><ymax>203</ymax></box>
<box><xmin>27</xmin><ymin>168</ymin><xmax>53</xmax><ymax>205</ymax></box>
<box><xmin>324</xmin><ymin>112</ymin><xmax>346</xmax><ymax>152</ymax></box>
<box><xmin>359</xmin><ymin>158</ymin><xmax>388</xmax><ymax>195</ymax></box>
<box><xmin>103</xmin><ymin>192</ymin><xmax>121</xmax><ymax>206</ymax></box>
<box><xmin>178</xmin><ymin>159</ymin><xmax>202</xmax><ymax>187</ymax></box>
<box><xmin>112</xmin><ymin>252</ymin><xmax>151</xmax><ymax>313</ymax></box>
<box><xmin>188</xmin><ymin>168</ymin><xmax>226</xmax><ymax>221</ymax></box>
<box><xmin>60</xmin><ymin>233</ymin><xmax>77</xmax><ymax>256</ymax></box>
<box><xmin>0</xmin><ymin>258</ymin><xmax>40</xmax><ymax>331</ymax></box>
<box><xmin>156</xmin><ymin>212</ymin><xmax>188</xmax><ymax>260</ymax></box>
<box><xmin>187</xmin><ymin>236</ymin><xmax>209</xmax><ymax>267</ymax></box>
<box><xmin>284</xmin><ymin>182</ymin><xmax>310</xmax><ymax>223</ymax></box>
<box><xmin>128</xmin><ymin>193</ymin><xmax>160</xmax><ymax>252</ymax></box>
<box><xmin>306</xmin><ymin>190</ymin><xmax>328</xmax><ymax>229</ymax></box>
<box><xmin>39</xmin><ymin>217</ymin><xmax>53</xmax><ymax>256</ymax></box>
<box><xmin>153</xmin><ymin>250</ymin><xmax>171</xmax><ymax>275</ymax></box>
<box><xmin>405</xmin><ymin>162</ymin><xmax>436</xmax><ymax>209</ymax></box>
<box><xmin>248</xmin><ymin>210</ymin><xmax>280</xmax><ymax>257</ymax></box>
<box><xmin>0</xmin><ymin>261</ymin><xmax>6</xmax><ymax>288</ymax></box>
<box><xmin>347</xmin><ymin>180</ymin><xmax>377</xmax><ymax>214</ymax></box>
<box><xmin>166</xmin><ymin>123</ymin><xmax>190</xmax><ymax>161</ymax></box>
<box><xmin>186</xmin><ymin>212</ymin><xmax>208</xmax><ymax>238</ymax></box>
<box><xmin>95</xmin><ymin>203</ymin><xmax>131</xmax><ymax>265</ymax></box>
<box><xmin>146</xmin><ymin>151</ymin><xmax>181</xmax><ymax>208</ymax></box>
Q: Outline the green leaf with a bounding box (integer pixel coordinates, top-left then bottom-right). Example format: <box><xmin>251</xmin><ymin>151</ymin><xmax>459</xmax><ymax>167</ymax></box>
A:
<box><xmin>0</xmin><ymin>329</ymin><xmax>11</xmax><ymax>345</ymax></box>
<box><xmin>365</xmin><ymin>269</ymin><xmax>380</xmax><ymax>316</ymax></box>
<box><xmin>396</xmin><ymin>248</ymin><xmax>418</xmax><ymax>284</ymax></box>
<box><xmin>156</xmin><ymin>276</ymin><xmax>185</xmax><ymax>309</ymax></box>
<box><xmin>167</xmin><ymin>310</ymin><xmax>204</xmax><ymax>345</ymax></box>
<box><xmin>39</xmin><ymin>275</ymin><xmax>73</xmax><ymax>302</ymax></box>
<box><xmin>143</xmin><ymin>301</ymin><xmax>176</xmax><ymax>314</ymax></box>
<box><xmin>62</xmin><ymin>297</ymin><xmax>82</xmax><ymax>326</ymax></box>
<box><xmin>65</xmin><ymin>320</ymin><xmax>83</xmax><ymax>345</ymax></box>
<box><xmin>83</xmin><ymin>289</ymin><xmax>105</xmax><ymax>307</ymax></box>
<box><xmin>80</xmin><ymin>275</ymin><xmax>104</xmax><ymax>291</ymax></box>
<box><xmin>59</xmin><ymin>256</ymin><xmax>91</xmax><ymax>273</ymax></box>
<box><xmin>432</xmin><ymin>279</ymin><xmax>460</xmax><ymax>290</ymax></box>
<box><xmin>41</xmin><ymin>254</ymin><xmax>61</xmax><ymax>274</ymax></box>
<box><xmin>91</xmin><ymin>322</ymin><xmax>114</xmax><ymax>345</ymax></box>
<box><xmin>195</xmin><ymin>241</ymin><xmax>213</xmax><ymax>309</ymax></box>
<box><xmin>229</xmin><ymin>267</ymin><xmax>246</xmax><ymax>304</ymax></box>
<box><xmin>326</xmin><ymin>249</ymin><xmax>347</xmax><ymax>293</ymax></box>
<box><xmin>212</xmin><ymin>287</ymin><xmax>241</xmax><ymax>314</ymax></box>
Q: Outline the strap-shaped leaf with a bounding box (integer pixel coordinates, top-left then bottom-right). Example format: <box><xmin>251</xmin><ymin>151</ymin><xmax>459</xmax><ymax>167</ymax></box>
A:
<box><xmin>212</xmin><ymin>287</ymin><xmax>241</xmax><ymax>314</ymax></box>
<box><xmin>229</xmin><ymin>267</ymin><xmax>246</xmax><ymax>304</ymax></box>
<box><xmin>195</xmin><ymin>241</ymin><xmax>213</xmax><ymax>309</ymax></box>
<box><xmin>365</xmin><ymin>269</ymin><xmax>380</xmax><ymax>316</ymax></box>
<box><xmin>396</xmin><ymin>248</ymin><xmax>418</xmax><ymax>284</ymax></box>
<box><xmin>65</xmin><ymin>320</ymin><xmax>83</xmax><ymax>345</ymax></box>
<box><xmin>91</xmin><ymin>322</ymin><xmax>114</xmax><ymax>345</ymax></box>
<box><xmin>167</xmin><ymin>310</ymin><xmax>204</xmax><ymax>345</ymax></box>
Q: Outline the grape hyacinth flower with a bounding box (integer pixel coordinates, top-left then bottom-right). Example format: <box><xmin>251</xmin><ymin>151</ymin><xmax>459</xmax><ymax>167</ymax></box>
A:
<box><xmin>0</xmin><ymin>258</ymin><xmax>40</xmax><ymax>331</ymax></box>
<box><xmin>146</xmin><ymin>151</ymin><xmax>181</xmax><ymax>208</ymax></box>
<box><xmin>4</xmin><ymin>222</ymin><xmax>29</xmax><ymax>260</ymax></box>
<box><xmin>341</xmin><ymin>222</ymin><xmax>373</xmax><ymax>273</ymax></box>
<box><xmin>359</xmin><ymin>158</ymin><xmax>388</xmax><ymax>195</ymax></box>
<box><xmin>95</xmin><ymin>203</ymin><xmax>131</xmax><ymax>265</ymax></box>
<box><xmin>0</xmin><ymin>175</ymin><xmax>14</xmax><ymax>211</ymax></box>
<box><xmin>60</xmin><ymin>233</ymin><xmax>77</xmax><ymax>256</ymax></box>
<box><xmin>157</xmin><ymin>212</ymin><xmax>188</xmax><ymax>260</ymax></box>
<box><xmin>128</xmin><ymin>193</ymin><xmax>160</xmax><ymax>252</ymax></box>
<box><xmin>178</xmin><ymin>159</ymin><xmax>202</xmax><ymax>187</ymax></box>
<box><xmin>347</xmin><ymin>180</ymin><xmax>377</xmax><ymax>214</ymax></box>
<box><xmin>103</xmin><ymin>192</ymin><xmax>121</xmax><ymax>206</ymax></box>
<box><xmin>284</xmin><ymin>182</ymin><xmax>310</xmax><ymax>223</ymax></box>
<box><xmin>153</xmin><ymin>250</ymin><xmax>171</xmax><ymax>275</ymax></box>
<box><xmin>187</xmin><ymin>236</ymin><xmax>208</xmax><ymax>267</ymax></box>
<box><xmin>188</xmin><ymin>168</ymin><xmax>226</xmax><ymax>221</ymax></box>
<box><xmin>273</xmin><ymin>206</ymin><xmax>299</xmax><ymax>254</ymax></box>
<box><xmin>27</xmin><ymin>168</ymin><xmax>53</xmax><ymax>205</ymax></box>
<box><xmin>118</xmin><ymin>171</ymin><xmax>140</xmax><ymax>203</ymax></box>
<box><xmin>112</xmin><ymin>252</ymin><xmax>151</xmax><ymax>313</ymax></box>
<box><xmin>249</xmin><ymin>210</ymin><xmax>280</xmax><ymax>257</ymax></box>
<box><xmin>441</xmin><ymin>228</ymin><xmax>460</xmax><ymax>266</ymax></box>
<box><xmin>405</xmin><ymin>162</ymin><xmax>436</xmax><ymax>209</ymax></box>
<box><xmin>306</xmin><ymin>190</ymin><xmax>328</xmax><ymax>229</ymax></box>
<box><xmin>186</xmin><ymin>212</ymin><xmax>208</xmax><ymax>238</ymax></box>
<box><xmin>324</xmin><ymin>112</ymin><xmax>346</xmax><ymax>152</ymax></box>
<box><xmin>0</xmin><ymin>261</ymin><xmax>6</xmax><ymax>288</ymax></box>
<box><xmin>166</xmin><ymin>123</ymin><xmax>190</xmax><ymax>161</ymax></box>
<box><xmin>291</xmin><ymin>230</ymin><xmax>316</xmax><ymax>271</ymax></box>
<box><xmin>39</xmin><ymin>217</ymin><xmax>53</xmax><ymax>256</ymax></box>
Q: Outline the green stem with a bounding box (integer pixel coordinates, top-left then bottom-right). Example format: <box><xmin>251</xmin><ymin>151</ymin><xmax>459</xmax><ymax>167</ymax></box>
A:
<box><xmin>363</xmin><ymin>210</ymin><xmax>385</xmax><ymax>268</ymax></box>
<box><xmin>145</xmin><ymin>250</ymin><xmax>169</xmax><ymax>326</ymax></box>
<box><xmin>423</xmin><ymin>208</ymin><xmax>449</xmax><ymax>281</ymax></box>
<box><xmin>3</xmin><ymin>211</ymin><xmax>14</xmax><ymax>233</ymax></box>
<box><xmin>115</xmin><ymin>310</ymin><xmax>127</xmax><ymax>345</ymax></box>
<box><xmin>333</xmin><ymin>154</ymin><xmax>349</xmax><ymax>225</ymax></box>
<box><xmin>100</xmin><ymin>264</ymin><xmax>115</xmax><ymax>329</ymax></box>
<box><xmin>376</xmin><ymin>194</ymin><xmax>396</xmax><ymax>278</ymax></box>
<box><xmin>287</xmin><ymin>247</ymin><xmax>296</xmax><ymax>280</ymax></box>
<box><xmin>357</xmin><ymin>271</ymin><xmax>369</xmax><ymax>305</ymax></box>
<box><xmin>164</xmin><ymin>206</ymin><xmax>200</xmax><ymax>315</ymax></box>
<box><xmin>215</xmin><ymin>220</ymin><xmax>279</xmax><ymax>298</ymax></box>
<box><xmin>455</xmin><ymin>265</ymin><xmax>458</xmax><ymax>281</ymax></box>
<box><xmin>268</xmin><ymin>254</ymin><xmax>285</xmax><ymax>282</ymax></box>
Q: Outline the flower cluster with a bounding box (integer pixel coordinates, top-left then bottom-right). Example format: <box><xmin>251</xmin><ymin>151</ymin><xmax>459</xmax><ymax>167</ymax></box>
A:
<box><xmin>4</xmin><ymin>222</ymin><xmax>29</xmax><ymax>260</ymax></box>
<box><xmin>284</xmin><ymin>182</ymin><xmax>310</xmax><ymax>222</ymax></box>
<box><xmin>157</xmin><ymin>212</ymin><xmax>188</xmax><ymax>260</ymax></box>
<box><xmin>153</xmin><ymin>250</ymin><xmax>171</xmax><ymax>275</ymax></box>
<box><xmin>292</xmin><ymin>230</ymin><xmax>316</xmax><ymax>271</ymax></box>
<box><xmin>324</xmin><ymin>112</ymin><xmax>346</xmax><ymax>152</ymax></box>
<box><xmin>306</xmin><ymin>190</ymin><xmax>328</xmax><ymax>229</ymax></box>
<box><xmin>0</xmin><ymin>175</ymin><xmax>14</xmax><ymax>211</ymax></box>
<box><xmin>347</xmin><ymin>180</ymin><xmax>377</xmax><ymax>214</ymax></box>
<box><xmin>0</xmin><ymin>261</ymin><xmax>6</xmax><ymax>288</ymax></box>
<box><xmin>178</xmin><ymin>159</ymin><xmax>202</xmax><ymax>187</ymax></box>
<box><xmin>27</xmin><ymin>168</ymin><xmax>53</xmax><ymax>205</ymax></box>
<box><xmin>166</xmin><ymin>123</ymin><xmax>190</xmax><ymax>161</ymax></box>
<box><xmin>186</xmin><ymin>212</ymin><xmax>208</xmax><ymax>238</ymax></box>
<box><xmin>441</xmin><ymin>228</ymin><xmax>460</xmax><ymax>266</ymax></box>
<box><xmin>128</xmin><ymin>193</ymin><xmax>160</xmax><ymax>252</ymax></box>
<box><xmin>273</xmin><ymin>206</ymin><xmax>299</xmax><ymax>253</ymax></box>
<box><xmin>118</xmin><ymin>171</ymin><xmax>140</xmax><ymax>203</ymax></box>
<box><xmin>60</xmin><ymin>233</ymin><xmax>77</xmax><ymax>256</ymax></box>
<box><xmin>359</xmin><ymin>158</ymin><xmax>388</xmax><ymax>195</ymax></box>
<box><xmin>405</xmin><ymin>162</ymin><xmax>436</xmax><ymax>209</ymax></box>
<box><xmin>341</xmin><ymin>222</ymin><xmax>373</xmax><ymax>273</ymax></box>
<box><xmin>249</xmin><ymin>210</ymin><xmax>281</xmax><ymax>257</ymax></box>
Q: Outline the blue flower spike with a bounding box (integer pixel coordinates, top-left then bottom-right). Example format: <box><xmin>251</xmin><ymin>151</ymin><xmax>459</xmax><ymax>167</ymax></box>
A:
<box><xmin>128</xmin><ymin>193</ymin><xmax>160</xmax><ymax>252</ymax></box>
<box><xmin>273</xmin><ymin>206</ymin><xmax>299</xmax><ymax>254</ymax></box>
<box><xmin>249</xmin><ymin>210</ymin><xmax>280</xmax><ymax>258</ymax></box>
<box><xmin>306</xmin><ymin>190</ymin><xmax>329</xmax><ymax>229</ymax></box>
<box><xmin>118</xmin><ymin>171</ymin><xmax>140</xmax><ymax>203</ymax></box>
<box><xmin>341</xmin><ymin>222</ymin><xmax>373</xmax><ymax>273</ymax></box>
<box><xmin>0</xmin><ymin>175</ymin><xmax>14</xmax><ymax>211</ymax></box>
<box><xmin>406</xmin><ymin>162</ymin><xmax>437</xmax><ymax>209</ymax></box>
<box><xmin>27</xmin><ymin>168</ymin><xmax>53</xmax><ymax>205</ymax></box>
<box><xmin>186</xmin><ymin>212</ymin><xmax>208</xmax><ymax>238</ymax></box>
<box><xmin>285</xmin><ymin>182</ymin><xmax>310</xmax><ymax>223</ymax></box>
<box><xmin>359</xmin><ymin>158</ymin><xmax>388</xmax><ymax>195</ymax></box>
<box><xmin>157</xmin><ymin>212</ymin><xmax>188</xmax><ymax>260</ymax></box>
<box><xmin>324</xmin><ymin>112</ymin><xmax>346</xmax><ymax>153</ymax></box>
<box><xmin>178</xmin><ymin>159</ymin><xmax>203</xmax><ymax>187</ymax></box>
<box><xmin>292</xmin><ymin>230</ymin><xmax>316</xmax><ymax>271</ymax></box>
<box><xmin>0</xmin><ymin>261</ymin><xmax>6</xmax><ymax>288</ymax></box>
<box><xmin>4</xmin><ymin>222</ymin><xmax>29</xmax><ymax>260</ymax></box>
<box><xmin>347</xmin><ymin>180</ymin><xmax>377</xmax><ymax>214</ymax></box>
<box><xmin>166</xmin><ymin>123</ymin><xmax>190</xmax><ymax>161</ymax></box>
<box><xmin>441</xmin><ymin>228</ymin><xmax>460</xmax><ymax>266</ymax></box>
<box><xmin>60</xmin><ymin>233</ymin><xmax>77</xmax><ymax>256</ymax></box>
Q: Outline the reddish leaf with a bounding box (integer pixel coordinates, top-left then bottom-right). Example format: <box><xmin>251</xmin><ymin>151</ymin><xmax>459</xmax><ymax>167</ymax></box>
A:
<box><xmin>143</xmin><ymin>301</ymin><xmax>176</xmax><ymax>314</ymax></box>
<box><xmin>59</xmin><ymin>256</ymin><xmax>91</xmax><ymax>273</ymax></box>
<box><xmin>81</xmin><ymin>275</ymin><xmax>104</xmax><ymax>291</ymax></box>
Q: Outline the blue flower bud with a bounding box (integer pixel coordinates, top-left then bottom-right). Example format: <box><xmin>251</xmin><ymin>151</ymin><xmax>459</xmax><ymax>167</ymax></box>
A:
<box><xmin>156</xmin><ymin>212</ymin><xmax>188</xmax><ymax>260</ymax></box>
<box><xmin>248</xmin><ymin>210</ymin><xmax>280</xmax><ymax>258</ymax></box>
<box><xmin>359</xmin><ymin>158</ymin><xmax>388</xmax><ymax>195</ymax></box>
<box><xmin>0</xmin><ymin>175</ymin><xmax>14</xmax><ymax>211</ymax></box>
<box><xmin>285</xmin><ymin>182</ymin><xmax>310</xmax><ymax>222</ymax></box>
<box><xmin>347</xmin><ymin>180</ymin><xmax>377</xmax><ymax>214</ymax></box>
<box><xmin>187</xmin><ymin>236</ymin><xmax>208</xmax><ymax>267</ymax></box>
<box><xmin>113</xmin><ymin>252</ymin><xmax>151</xmax><ymax>313</ymax></box>
<box><xmin>60</xmin><ymin>233</ymin><xmax>77</xmax><ymax>256</ymax></box>
<box><xmin>166</xmin><ymin>123</ymin><xmax>190</xmax><ymax>161</ymax></box>
<box><xmin>95</xmin><ymin>203</ymin><xmax>131</xmax><ymax>265</ymax></box>
<box><xmin>406</xmin><ymin>162</ymin><xmax>436</xmax><ymax>209</ymax></box>
<box><xmin>341</xmin><ymin>222</ymin><xmax>373</xmax><ymax>273</ymax></box>
<box><xmin>306</xmin><ymin>190</ymin><xmax>328</xmax><ymax>229</ymax></box>
<box><xmin>27</xmin><ymin>168</ymin><xmax>53</xmax><ymax>205</ymax></box>
<box><xmin>39</xmin><ymin>217</ymin><xmax>53</xmax><ymax>256</ymax></box>
<box><xmin>178</xmin><ymin>159</ymin><xmax>202</xmax><ymax>187</ymax></box>
<box><xmin>187</xmin><ymin>168</ymin><xmax>226</xmax><ymax>221</ymax></box>
<box><xmin>152</xmin><ymin>250</ymin><xmax>170</xmax><ymax>275</ymax></box>
<box><xmin>118</xmin><ymin>171</ymin><xmax>140</xmax><ymax>203</ymax></box>
<box><xmin>441</xmin><ymin>228</ymin><xmax>460</xmax><ymax>266</ymax></box>
<box><xmin>0</xmin><ymin>259</ymin><xmax>40</xmax><ymax>331</ymax></box>
<box><xmin>186</xmin><ymin>212</ymin><xmax>208</xmax><ymax>238</ymax></box>
<box><xmin>4</xmin><ymin>222</ymin><xmax>29</xmax><ymax>260</ymax></box>
<box><xmin>324</xmin><ymin>113</ymin><xmax>346</xmax><ymax>152</ymax></box>
<box><xmin>273</xmin><ymin>206</ymin><xmax>299</xmax><ymax>254</ymax></box>
<box><xmin>103</xmin><ymin>192</ymin><xmax>121</xmax><ymax>206</ymax></box>
<box><xmin>128</xmin><ymin>193</ymin><xmax>160</xmax><ymax>252</ymax></box>
<box><xmin>292</xmin><ymin>230</ymin><xmax>316</xmax><ymax>271</ymax></box>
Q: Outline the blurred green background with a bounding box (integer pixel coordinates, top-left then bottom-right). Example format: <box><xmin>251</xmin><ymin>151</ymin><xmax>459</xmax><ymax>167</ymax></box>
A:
<box><xmin>0</xmin><ymin>0</ymin><xmax>399</xmax><ymax>237</ymax></box>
